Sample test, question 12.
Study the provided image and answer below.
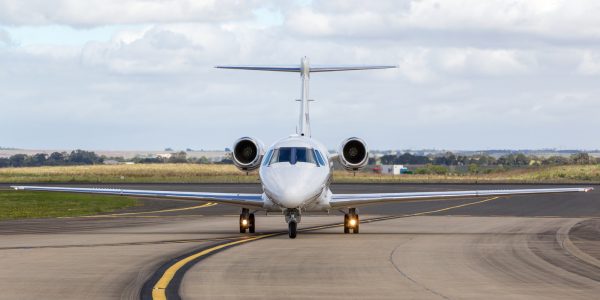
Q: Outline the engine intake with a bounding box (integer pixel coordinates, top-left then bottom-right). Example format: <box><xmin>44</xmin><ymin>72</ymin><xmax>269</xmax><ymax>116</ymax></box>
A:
<box><xmin>232</xmin><ymin>137</ymin><xmax>264</xmax><ymax>171</ymax></box>
<box><xmin>338</xmin><ymin>137</ymin><xmax>369</xmax><ymax>171</ymax></box>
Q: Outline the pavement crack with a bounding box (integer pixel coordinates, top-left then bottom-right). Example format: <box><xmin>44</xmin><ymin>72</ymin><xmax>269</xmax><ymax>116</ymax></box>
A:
<box><xmin>389</xmin><ymin>238</ymin><xmax>452</xmax><ymax>300</ymax></box>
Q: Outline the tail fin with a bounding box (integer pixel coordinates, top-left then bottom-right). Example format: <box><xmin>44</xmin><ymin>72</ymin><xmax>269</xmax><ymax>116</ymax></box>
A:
<box><xmin>216</xmin><ymin>57</ymin><xmax>396</xmax><ymax>137</ymax></box>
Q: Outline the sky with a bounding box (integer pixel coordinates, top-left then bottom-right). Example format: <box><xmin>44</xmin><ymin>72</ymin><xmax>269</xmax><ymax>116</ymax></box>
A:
<box><xmin>1</xmin><ymin>0</ymin><xmax>600</xmax><ymax>151</ymax></box>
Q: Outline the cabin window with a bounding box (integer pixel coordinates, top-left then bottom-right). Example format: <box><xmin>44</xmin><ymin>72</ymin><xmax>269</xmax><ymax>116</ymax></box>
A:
<box><xmin>269</xmin><ymin>147</ymin><xmax>317</xmax><ymax>165</ymax></box>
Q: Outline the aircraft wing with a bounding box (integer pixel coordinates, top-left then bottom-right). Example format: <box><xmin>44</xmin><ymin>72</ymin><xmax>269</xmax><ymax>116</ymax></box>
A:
<box><xmin>329</xmin><ymin>187</ymin><xmax>593</xmax><ymax>209</ymax></box>
<box><xmin>11</xmin><ymin>186</ymin><xmax>264</xmax><ymax>208</ymax></box>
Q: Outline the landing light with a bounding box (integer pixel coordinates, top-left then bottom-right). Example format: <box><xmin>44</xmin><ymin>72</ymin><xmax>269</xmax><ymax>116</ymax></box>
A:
<box><xmin>349</xmin><ymin>219</ymin><xmax>357</xmax><ymax>227</ymax></box>
<box><xmin>241</xmin><ymin>219</ymin><xmax>248</xmax><ymax>226</ymax></box>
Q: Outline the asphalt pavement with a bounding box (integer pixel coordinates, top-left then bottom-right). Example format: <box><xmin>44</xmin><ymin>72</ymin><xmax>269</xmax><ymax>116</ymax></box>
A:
<box><xmin>0</xmin><ymin>183</ymin><xmax>598</xmax><ymax>299</ymax></box>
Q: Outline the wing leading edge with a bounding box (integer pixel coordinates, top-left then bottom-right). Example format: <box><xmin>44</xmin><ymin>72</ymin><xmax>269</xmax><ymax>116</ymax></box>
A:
<box><xmin>329</xmin><ymin>187</ymin><xmax>593</xmax><ymax>209</ymax></box>
<box><xmin>11</xmin><ymin>186</ymin><xmax>264</xmax><ymax>208</ymax></box>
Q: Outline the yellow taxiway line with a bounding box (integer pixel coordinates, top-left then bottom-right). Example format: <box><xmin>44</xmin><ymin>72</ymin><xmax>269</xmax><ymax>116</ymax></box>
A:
<box><xmin>103</xmin><ymin>202</ymin><xmax>218</xmax><ymax>216</ymax></box>
<box><xmin>405</xmin><ymin>196</ymin><xmax>499</xmax><ymax>217</ymax></box>
<box><xmin>151</xmin><ymin>234</ymin><xmax>277</xmax><ymax>300</ymax></box>
<box><xmin>59</xmin><ymin>202</ymin><xmax>218</xmax><ymax>219</ymax></box>
<box><xmin>150</xmin><ymin>196</ymin><xmax>502</xmax><ymax>300</ymax></box>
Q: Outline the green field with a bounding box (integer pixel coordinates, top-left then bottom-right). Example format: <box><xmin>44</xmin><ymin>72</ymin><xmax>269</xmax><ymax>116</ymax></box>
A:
<box><xmin>0</xmin><ymin>163</ymin><xmax>599</xmax><ymax>184</ymax></box>
<box><xmin>0</xmin><ymin>164</ymin><xmax>255</xmax><ymax>183</ymax></box>
<box><xmin>0</xmin><ymin>190</ymin><xmax>138</xmax><ymax>220</ymax></box>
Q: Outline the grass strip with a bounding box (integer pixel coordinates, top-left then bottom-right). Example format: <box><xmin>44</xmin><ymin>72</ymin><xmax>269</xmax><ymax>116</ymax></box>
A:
<box><xmin>0</xmin><ymin>190</ymin><xmax>138</xmax><ymax>220</ymax></box>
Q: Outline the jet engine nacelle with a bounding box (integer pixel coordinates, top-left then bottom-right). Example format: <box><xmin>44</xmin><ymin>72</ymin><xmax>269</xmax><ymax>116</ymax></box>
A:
<box><xmin>338</xmin><ymin>137</ymin><xmax>369</xmax><ymax>171</ymax></box>
<box><xmin>232</xmin><ymin>137</ymin><xmax>265</xmax><ymax>171</ymax></box>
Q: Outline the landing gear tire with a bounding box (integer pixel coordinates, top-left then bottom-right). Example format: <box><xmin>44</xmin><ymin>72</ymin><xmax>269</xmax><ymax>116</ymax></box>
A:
<box><xmin>288</xmin><ymin>221</ymin><xmax>297</xmax><ymax>239</ymax></box>
<box><xmin>344</xmin><ymin>208</ymin><xmax>360</xmax><ymax>234</ymax></box>
<box><xmin>249</xmin><ymin>213</ymin><xmax>255</xmax><ymax>233</ymax></box>
<box><xmin>239</xmin><ymin>208</ymin><xmax>250</xmax><ymax>233</ymax></box>
<box><xmin>344</xmin><ymin>214</ymin><xmax>350</xmax><ymax>234</ymax></box>
<box><xmin>239</xmin><ymin>214</ymin><xmax>247</xmax><ymax>233</ymax></box>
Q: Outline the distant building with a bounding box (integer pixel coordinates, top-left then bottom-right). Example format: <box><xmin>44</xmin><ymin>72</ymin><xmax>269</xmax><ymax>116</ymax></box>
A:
<box><xmin>377</xmin><ymin>164</ymin><xmax>408</xmax><ymax>175</ymax></box>
<box><xmin>104</xmin><ymin>160</ymin><xmax>135</xmax><ymax>165</ymax></box>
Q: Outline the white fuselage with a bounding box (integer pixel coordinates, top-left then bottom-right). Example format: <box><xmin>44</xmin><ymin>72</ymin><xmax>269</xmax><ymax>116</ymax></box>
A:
<box><xmin>259</xmin><ymin>135</ymin><xmax>333</xmax><ymax>212</ymax></box>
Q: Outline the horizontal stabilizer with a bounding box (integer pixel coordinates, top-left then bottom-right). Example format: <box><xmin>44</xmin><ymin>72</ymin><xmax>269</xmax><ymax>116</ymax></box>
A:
<box><xmin>215</xmin><ymin>65</ymin><xmax>396</xmax><ymax>73</ymax></box>
<box><xmin>310</xmin><ymin>65</ymin><xmax>396</xmax><ymax>72</ymax></box>
<box><xmin>215</xmin><ymin>65</ymin><xmax>301</xmax><ymax>72</ymax></box>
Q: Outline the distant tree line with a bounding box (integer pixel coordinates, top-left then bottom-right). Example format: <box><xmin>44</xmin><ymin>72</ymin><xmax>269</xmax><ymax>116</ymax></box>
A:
<box><xmin>2</xmin><ymin>149</ymin><xmax>597</xmax><ymax>170</ymax></box>
<box><xmin>0</xmin><ymin>150</ymin><xmax>231</xmax><ymax>168</ymax></box>
<box><xmin>378</xmin><ymin>152</ymin><xmax>599</xmax><ymax>175</ymax></box>
<box><xmin>132</xmin><ymin>151</ymin><xmax>227</xmax><ymax>164</ymax></box>
<box><xmin>0</xmin><ymin>150</ymin><xmax>103</xmax><ymax>168</ymax></box>
<box><xmin>380</xmin><ymin>151</ymin><xmax>598</xmax><ymax>167</ymax></box>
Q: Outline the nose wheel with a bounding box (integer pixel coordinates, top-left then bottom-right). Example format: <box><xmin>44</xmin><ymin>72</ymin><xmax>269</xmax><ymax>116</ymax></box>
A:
<box><xmin>288</xmin><ymin>221</ymin><xmax>297</xmax><ymax>239</ymax></box>
<box><xmin>344</xmin><ymin>208</ymin><xmax>359</xmax><ymax>234</ymax></box>
<box><xmin>285</xmin><ymin>208</ymin><xmax>301</xmax><ymax>239</ymax></box>
<box><xmin>239</xmin><ymin>208</ymin><xmax>255</xmax><ymax>233</ymax></box>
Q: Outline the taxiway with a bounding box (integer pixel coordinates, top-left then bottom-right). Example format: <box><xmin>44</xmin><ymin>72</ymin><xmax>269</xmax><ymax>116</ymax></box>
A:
<box><xmin>0</xmin><ymin>184</ymin><xmax>598</xmax><ymax>300</ymax></box>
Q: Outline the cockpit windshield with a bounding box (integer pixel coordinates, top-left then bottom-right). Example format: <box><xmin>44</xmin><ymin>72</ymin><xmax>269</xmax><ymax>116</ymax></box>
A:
<box><xmin>269</xmin><ymin>147</ymin><xmax>317</xmax><ymax>165</ymax></box>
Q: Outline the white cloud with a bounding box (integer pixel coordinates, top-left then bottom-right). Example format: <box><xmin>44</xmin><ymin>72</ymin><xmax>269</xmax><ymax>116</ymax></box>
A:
<box><xmin>0</xmin><ymin>0</ymin><xmax>262</xmax><ymax>27</ymax></box>
<box><xmin>285</xmin><ymin>8</ymin><xmax>334</xmax><ymax>36</ymax></box>
<box><xmin>284</xmin><ymin>0</ymin><xmax>600</xmax><ymax>43</ymax></box>
<box><xmin>2</xmin><ymin>1</ymin><xmax>600</xmax><ymax>150</ymax></box>
<box><xmin>0</xmin><ymin>27</ymin><xmax>12</xmax><ymax>45</ymax></box>
<box><xmin>78</xmin><ymin>24</ymin><xmax>242</xmax><ymax>74</ymax></box>
<box><xmin>577</xmin><ymin>50</ymin><xmax>600</xmax><ymax>75</ymax></box>
<box><xmin>395</xmin><ymin>48</ymin><xmax>436</xmax><ymax>83</ymax></box>
<box><xmin>438</xmin><ymin>48</ymin><xmax>535</xmax><ymax>76</ymax></box>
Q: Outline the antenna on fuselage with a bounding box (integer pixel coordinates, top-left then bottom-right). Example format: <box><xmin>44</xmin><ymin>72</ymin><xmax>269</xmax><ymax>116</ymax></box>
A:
<box><xmin>215</xmin><ymin>57</ymin><xmax>396</xmax><ymax>137</ymax></box>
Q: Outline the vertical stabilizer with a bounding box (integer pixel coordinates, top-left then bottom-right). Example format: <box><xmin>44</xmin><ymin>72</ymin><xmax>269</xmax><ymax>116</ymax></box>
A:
<box><xmin>299</xmin><ymin>57</ymin><xmax>311</xmax><ymax>137</ymax></box>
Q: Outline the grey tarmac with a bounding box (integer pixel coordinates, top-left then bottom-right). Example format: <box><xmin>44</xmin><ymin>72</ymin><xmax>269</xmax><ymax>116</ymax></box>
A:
<box><xmin>0</xmin><ymin>183</ymin><xmax>598</xmax><ymax>299</ymax></box>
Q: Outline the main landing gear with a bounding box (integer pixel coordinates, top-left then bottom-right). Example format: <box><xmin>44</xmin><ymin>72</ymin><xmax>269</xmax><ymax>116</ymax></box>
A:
<box><xmin>239</xmin><ymin>208</ymin><xmax>255</xmax><ymax>233</ymax></box>
<box><xmin>344</xmin><ymin>208</ymin><xmax>359</xmax><ymax>234</ymax></box>
<box><xmin>285</xmin><ymin>208</ymin><xmax>301</xmax><ymax>239</ymax></box>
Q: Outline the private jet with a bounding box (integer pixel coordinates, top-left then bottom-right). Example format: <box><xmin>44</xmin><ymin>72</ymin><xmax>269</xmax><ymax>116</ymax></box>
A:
<box><xmin>12</xmin><ymin>57</ymin><xmax>594</xmax><ymax>238</ymax></box>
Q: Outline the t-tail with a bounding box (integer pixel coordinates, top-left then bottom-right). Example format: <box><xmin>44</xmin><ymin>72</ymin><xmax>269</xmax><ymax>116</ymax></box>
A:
<box><xmin>216</xmin><ymin>57</ymin><xmax>396</xmax><ymax>137</ymax></box>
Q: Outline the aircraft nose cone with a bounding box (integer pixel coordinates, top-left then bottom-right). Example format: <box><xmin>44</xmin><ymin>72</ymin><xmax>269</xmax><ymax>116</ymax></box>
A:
<box><xmin>264</xmin><ymin>175</ymin><xmax>311</xmax><ymax>207</ymax></box>
<box><xmin>262</xmin><ymin>167</ymin><xmax>325</xmax><ymax>208</ymax></box>
<box><xmin>270</xmin><ymin>186</ymin><xmax>307</xmax><ymax>208</ymax></box>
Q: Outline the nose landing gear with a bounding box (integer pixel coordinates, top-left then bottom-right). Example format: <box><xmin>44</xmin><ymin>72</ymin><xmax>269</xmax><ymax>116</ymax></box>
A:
<box><xmin>344</xmin><ymin>208</ymin><xmax>359</xmax><ymax>234</ymax></box>
<box><xmin>285</xmin><ymin>208</ymin><xmax>301</xmax><ymax>239</ymax></box>
<box><xmin>239</xmin><ymin>208</ymin><xmax>255</xmax><ymax>233</ymax></box>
